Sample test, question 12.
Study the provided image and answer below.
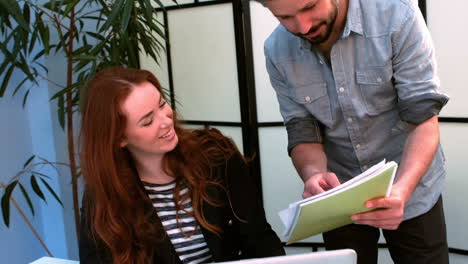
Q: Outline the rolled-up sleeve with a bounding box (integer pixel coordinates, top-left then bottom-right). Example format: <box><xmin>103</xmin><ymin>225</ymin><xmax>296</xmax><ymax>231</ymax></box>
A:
<box><xmin>286</xmin><ymin>116</ymin><xmax>323</xmax><ymax>155</ymax></box>
<box><xmin>398</xmin><ymin>93</ymin><xmax>448</xmax><ymax>124</ymax></box>
<box><xmin>392</xmin><ymin>4</ymin><xmax>449</xmax><ymax>124</ymax></box>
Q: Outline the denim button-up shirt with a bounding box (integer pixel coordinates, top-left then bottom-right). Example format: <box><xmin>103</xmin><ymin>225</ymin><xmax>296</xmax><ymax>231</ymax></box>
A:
<box><xmin>264</xmin><ymin>0</ymin><xmax>449</xmax><ymax>220</ymax></box>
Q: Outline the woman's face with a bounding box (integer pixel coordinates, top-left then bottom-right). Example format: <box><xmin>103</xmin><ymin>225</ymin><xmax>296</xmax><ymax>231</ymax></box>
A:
<box><xmin>119</xmin><ymin>81</ymin><xmax>178</xmax><ymax>159</ymax></box>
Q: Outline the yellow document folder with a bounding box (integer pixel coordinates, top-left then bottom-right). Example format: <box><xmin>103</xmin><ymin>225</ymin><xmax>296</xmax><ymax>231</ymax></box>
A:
<box><xmin>279</xmin><ymin>160</ymin><xmax>397</xmax><ymax>244</ymax></box>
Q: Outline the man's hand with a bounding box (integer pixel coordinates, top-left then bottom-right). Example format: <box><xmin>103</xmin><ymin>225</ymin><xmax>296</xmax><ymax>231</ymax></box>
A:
<box><xmin>350</xmin><ymin>186</ymin><xmax>408</xmax><ymax>230</ymax></box>
<box><xmin>302</xmin><ymin>172</ymin><xmax>340</xmax><ymax>198</ymax></box>
<box><xmin>290</xmin><ymin>143</ymin><xmax>340</xmax><ymax>198</ymax></box>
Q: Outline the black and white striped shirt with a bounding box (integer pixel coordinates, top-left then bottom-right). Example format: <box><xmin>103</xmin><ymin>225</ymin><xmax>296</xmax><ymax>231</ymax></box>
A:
<box><xmin>143</xmin><ymin>180</ymin><xmax>213</xmax><ymax>264</ymax></box>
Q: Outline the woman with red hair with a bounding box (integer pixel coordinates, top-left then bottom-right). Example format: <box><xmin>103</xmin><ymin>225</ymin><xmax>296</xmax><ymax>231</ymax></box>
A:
<box><xmin>78</xmin><ymin>66</ymin><xmax>284</xmax><ymax>264</ymax></box>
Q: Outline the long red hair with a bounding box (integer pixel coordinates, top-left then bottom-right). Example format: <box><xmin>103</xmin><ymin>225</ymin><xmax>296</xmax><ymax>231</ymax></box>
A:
<box><xmin>80</xmin><ymin>66</ymin><xmax>238</xmax><ymax>264</ymax></box>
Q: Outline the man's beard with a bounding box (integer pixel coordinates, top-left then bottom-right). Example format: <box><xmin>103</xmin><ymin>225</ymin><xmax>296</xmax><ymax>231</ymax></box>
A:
<box><xmin>294</xmin><ymin>3</ymin><xmax>338</xmax><ymax>45</ymax></box>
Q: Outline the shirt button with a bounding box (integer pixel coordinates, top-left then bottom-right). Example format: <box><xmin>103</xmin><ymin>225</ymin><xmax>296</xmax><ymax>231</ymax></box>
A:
<box><xmin>356</xmin><ymin>144</ymin><xmax>361</xmax><ymax>149</ymax></box>
<box><xmin>228</xmin><ymin>219</ymin><xmax>233</xmax><ymax>226</ymax></box>
<box><xmin>305</xmin><ymin>96</ymin><xmax>311</xmax><ymax>102</ymax></box>
<box><xmin>319</xmin><ymin>60</ymin><xmax>324</xmax><ymax>64</ymax></box>
<box><xmin>377</xmin><ymin>77</ymin><xmax>382</xmax><ymax>83</ymax></box>
<box><xmin>339</xmin><ymin>87</ymin><xmax>345</xmax><ymax>93</ymax></box>
<box><xmin>347</xmin><ymin>118</ymin><xmax>353</xmax><ymax>123</ymax></box>
<box><xmin>363</xmin><ymin>165</ymin><xmax>368</xmax><ymax>170</ymax></box>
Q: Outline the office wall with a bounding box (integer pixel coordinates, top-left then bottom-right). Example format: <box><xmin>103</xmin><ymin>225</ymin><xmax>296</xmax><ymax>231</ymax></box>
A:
<box><xmin>140</xmin><ymin>1</ymin><xmax>245</xmax><ymax>151</ymax></box>
<box><xmin>0</xmin><ymin>12</ymin><xmax>78</xmax><ymax>260</ymax></box>
<box><xmin>428</xmin><ymin>0</ymin><xmax>468</xmax><ymax>252</ymax></box>
<box><xmin>428</xmin><ymin>0</ymin><xmax>468</xmax><ymax>118</ymax></box>
<box><xmin>0</xmin><ymin>72</ymin><xmax>45</xmax><ymax>264</ymax></box>
<box><xmin>0</xmin><ymin>65</ymin><xmax>69</xmax><ymax>262</ymax></box>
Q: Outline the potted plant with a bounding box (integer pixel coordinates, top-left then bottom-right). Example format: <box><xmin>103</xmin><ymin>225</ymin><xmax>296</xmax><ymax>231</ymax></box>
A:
<box><xmin>0</xmin><ymin>0</ymin><xmax>172</xmax><ymax>256</ymax></box>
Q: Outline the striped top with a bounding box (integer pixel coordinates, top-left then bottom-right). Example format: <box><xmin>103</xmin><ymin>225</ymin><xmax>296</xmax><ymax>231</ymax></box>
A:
<box><xmin>142</xmin><ymin>180</ymin><xmax>213</xmax><ymax>264</ymax></box>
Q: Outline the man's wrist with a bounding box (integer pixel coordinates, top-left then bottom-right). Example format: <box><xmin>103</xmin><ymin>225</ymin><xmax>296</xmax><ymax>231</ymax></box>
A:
<box><xmin>300</xmin><ymin>169</ymin><xmax>324</xmax><ymax>183</ymax></box>
<box><xmin>392</xmin><ymin>180</ymin><xmax>413</xmax><ymax>204</ymax></box>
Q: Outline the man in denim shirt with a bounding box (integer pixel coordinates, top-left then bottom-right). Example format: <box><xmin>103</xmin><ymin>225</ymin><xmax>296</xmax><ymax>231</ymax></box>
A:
<box><xmin>256</xmin><ymin>0</ymin><xmax>449</xmax><ymax>263</ymax></box>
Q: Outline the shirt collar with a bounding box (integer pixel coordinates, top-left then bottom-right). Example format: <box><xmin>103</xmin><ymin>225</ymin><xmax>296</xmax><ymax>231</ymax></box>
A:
<box><xmin>298</xmin><ymin>0</ymin><xmax>363</xmax><ymax>50</ymax></box>
<box><xmin>342</xmin><ymin>0</ymin><xmax>363</xmax><ymax>38</ymax></box>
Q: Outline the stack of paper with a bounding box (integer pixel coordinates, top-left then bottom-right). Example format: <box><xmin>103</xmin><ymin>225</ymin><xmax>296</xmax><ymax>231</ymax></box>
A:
<box><xmin>279</xmin><ymin>160</ymin><xmax>398</xmax><ymax>244</ymax></box>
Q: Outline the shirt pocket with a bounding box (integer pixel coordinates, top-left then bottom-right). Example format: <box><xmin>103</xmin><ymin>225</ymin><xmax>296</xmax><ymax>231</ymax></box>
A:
<box><xmin>356</xmin><ymin>65</ymin><xmax>396</xmax><ymax>115</ymax></box>
<box><xmin>291</xmin><ymin>82</ymin><xmax>333</xmax><ymax>124</ymax></box>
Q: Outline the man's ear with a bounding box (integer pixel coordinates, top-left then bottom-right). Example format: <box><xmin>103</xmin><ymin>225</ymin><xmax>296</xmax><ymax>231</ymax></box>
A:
<box><xmin>120</xmin><ymin>138</ymin><xmax>128</xmax><ymax>148</ymax></box>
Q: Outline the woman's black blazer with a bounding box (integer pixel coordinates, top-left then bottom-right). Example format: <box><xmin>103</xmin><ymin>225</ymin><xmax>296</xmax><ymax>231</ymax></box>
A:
<box><xmin>79</xmin><ymin>151</ymin><xmax>285</xmax><ymax>263</ymax></box>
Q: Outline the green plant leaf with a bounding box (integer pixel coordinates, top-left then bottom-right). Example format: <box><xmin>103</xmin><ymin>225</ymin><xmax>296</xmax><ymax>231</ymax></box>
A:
<box><xmin>152</xmin><ymin>0</ymin><xmax>166</xmax><ymax>10</ymax></box>
<box><xmin>10</xmin><ymin>53</ymin><xmax>36</xmax><ymax>87</ymax></box>
<box><xmin>30</xmin><ymin>175</ymin><xmax>46</xmax><ymax>203</ymax></box>
<box><xmin>73</xmin><ymin>55</ymin><xmax>99</xmax><ymax>60</ymax></box>
<box><xmin>23</xmin><ymin>3</ymin><xmax>30</xmax><ymax>29</ymax></box>
<box><xmin>39</xmin><ymin>178</ymin><xmax>63</xmax><ymax>207</ymax></box>
<box><xmin>58</xmin><ymin>95</ymin><xmax>65</xmax><ymax>129</ymax></box>
<box><xmin>10</xmin><ymin>28</ymin><xmax>23</xmax><ymax>58</ymax></box>
<box><xmin>32</xmin><ymin>49</ymin><xmax>46</xmax><ymax>62</ymax></box>
<box><xmin>81</xmin><ymin>15</ymin><xmax>102</xmax><ymax>21</ymax></box>
<box><xmin>43</xmin><ymin>0</ymin><xmax>67</xmax><ymax>12</ymax></box>
<box><xmin>1</xmin><ymin>193</ymin><xmax>11</xmax><ymax>227</ymax></box>
<box><xmin>1</xmin><ymin>181</ymin><xmax>18</xmax><ymax>227</ymax></box>
<box><xmin>55</xmin><ymin>25</ymin><xmax>68</xmax><ymax>54</ymax></box>
<box><xmin>12</xmin><ymin>75</ymin><xmax>29</xmax><ymax>97</ymax></box>
<box><xmin>0</xmin><ymin>64</ymin><xmax>15</xmax><ymax>97</ymax></box>
<box><xmin>120</xmin><ymin>0</ymin><xmax>133</xmax><ymax>32</ymax></box>
<box><xmin>34</xmin><ymin>61</ymin><xmax>48</xmax><ymax>74</ymax></box>
<box><xmin>89</xmin><ymin>40</ymin><xmax>107</xmax><ymax>56</ymax></box>
<box><xmin>94</xmin><ymin>2</ymin><xmax>107</xmax><ymax>30</ymax></box>
<box><xmin>22</xmin><ymin>89</ymin><xmax>30</xmax><ymax>108</ymax></box>
<box><xmin>99</xmin><ymin>0</ymin><xmax>125</xmax><ymax>32</ymax></box>
<box><xmin>50</xmin><ymin>83</ymin><xmax>76</xmax><ymax>101</ymax></box>
<box><xmin>62</xmin><ymin>0</ymin><xmax>80</xmax><ymax>17</ymax></box>
<box><xmin>85</xmin><ymin>31</ymin><xmax>105</xmax><ymax>41</ymax></box>
<box><xmin>18</xmin><ymin>183</ymin><xmax>35</xmax><ymax>216</ymax></box>
<box><xmin>73</xmin><ymin>47</ymin><xmax>104</xmax><ymax>72</ymax></box>
<box><xmin>28</xmin><ymin>25</ymin><xmax>39</xmax><ymax>54</ymax></box>
<box><xmin>81</xmin><ymin>34</ymin><xmax>88</xmax><ymax>47</ymax></box>
<box><xmin>72</xmin><ymin>44</ymin><xmax>92</xmax><ymax>57</ymax></box>
<box><xmin>31</xmin><ymin>171</ymin><xmax>51</xmax><ymax>179</ymax></box>
<box><xmin>137</xmin><ymin>12</ymin><xmax>165</xmax><ymax>40</ymax></box>
<box><xmin>23</xmin><ymin>155</ymin><xmax>36</xmax><ymax>168</ymax></box>
<box><xmin>75</xmin><ymin>0</ymin><xmax>92</xmax><ymax>16</ymax></box>
<box><xmin>36</xmin><ymin>16</ymin><xmax>50</xmax><ymax>53</ymax></box>
<box><xmin>73</xmin><ymin>25</ymin><xmax>81</xmax><ymax>43</ymax></box>
<box><xmin>77</xmin><ymin>18</ymin><xmax>84</xmax><ymax>32</ymax></box>
<box><xmin>0</xmin><ymin>57</ymin><xmax>9</xmax><ymax>78</ymax></box>
<box><xmin>0</xmin><ymin>0</ymin><xmax>29</xmax><ymax>31</ymax></box>
<box><xmin>19</xmin><ymin>7</ymin><xmax>31</xmax><ymax>54</ymax></box>
<box><xmin>137</xmin><ymin>29</ymin><xmax>155</xmax><ymax>56</ymax></box>
<box><xmin>72</xmin><ymin>89</ymin><xmax>80</xmax><ymax>105</ymax></box>
<box><xmin>0</xmin><ymin>27</ymin><xmax>17</xmax><ymax>51</ymax></box>
<box><xmin>140</xmin><ymin>0</ymin><xmax>159</xmax><ymax>29</ymax></box>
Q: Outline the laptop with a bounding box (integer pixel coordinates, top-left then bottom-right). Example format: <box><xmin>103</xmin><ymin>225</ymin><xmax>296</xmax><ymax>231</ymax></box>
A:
<box><xmin>30</xmin><ymin>257</ymin><xmax>79</xmax><ymax>264</ymax></box>
<box><xmin>215</xmin><ymin>249</ymin><xmax>357</xmax><ymax>264</ymax></box>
